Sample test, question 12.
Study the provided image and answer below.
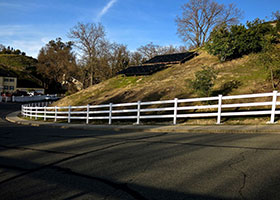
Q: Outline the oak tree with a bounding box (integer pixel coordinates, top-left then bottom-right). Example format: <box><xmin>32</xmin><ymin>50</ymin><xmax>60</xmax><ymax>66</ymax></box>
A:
<box><xmin>37</xmin><ymin>38</ymin><xmax>78</xmax><ymax>92</ymax></box>
<box><xmin>176</xmin><ymin>0</ymin><xmax>242</xmax><ymax>48</ymax></box>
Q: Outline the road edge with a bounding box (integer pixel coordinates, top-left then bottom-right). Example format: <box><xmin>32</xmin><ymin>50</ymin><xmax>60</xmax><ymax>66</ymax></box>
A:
<box><xmin>5</xmin><ymin>111</ymin><xmax>280</xmax><ymax>134</ymax></box>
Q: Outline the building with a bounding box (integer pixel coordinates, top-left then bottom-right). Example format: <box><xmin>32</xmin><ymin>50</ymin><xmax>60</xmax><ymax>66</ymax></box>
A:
<box><xmin>0</xmin><ymin>67</ymin><xmax>44</xmax><ymax>94</ymax></box>
<box><xmin>0</xmin><ymin>68</ymin><xmax>17</xmax><ymax>93</ymax></box>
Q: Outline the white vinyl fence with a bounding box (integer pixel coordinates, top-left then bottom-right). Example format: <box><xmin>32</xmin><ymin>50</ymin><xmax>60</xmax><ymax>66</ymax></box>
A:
<box><xmin>22</xmin><ymin>91</ymin><xmax>280</xmax><ymax>125</ymax></box>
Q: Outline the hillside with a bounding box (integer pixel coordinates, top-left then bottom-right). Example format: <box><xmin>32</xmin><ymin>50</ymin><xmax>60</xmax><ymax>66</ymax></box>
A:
<box><xmin>54</xmin><ymin>49</ymin><xmax>269</xmax><ymax>107</ymax></box>
<box><xmin>0</xmin><ymin>54</ymin><xmax>37</xmax><ymax>70</ymax></box>
<box><xmin>0</xmin><ymin>54</ymin><xmax>43</xmax><ymax>89</ymax></box>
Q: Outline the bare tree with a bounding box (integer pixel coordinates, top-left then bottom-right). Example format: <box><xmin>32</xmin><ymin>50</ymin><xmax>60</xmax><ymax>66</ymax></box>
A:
<box><xmin>69</xmin><ymin>22</ymin><xmax>106</xmax><ymax>86</ymax></box>
<box><xmin>137</xmin><ymin>42</ymin><xmax>161</xmax><ymax>61</ymax></box>
<box><xmin>159</xmin><ymin>45</ymin><xmax>188</xmax><ymax>54</ymax></box>
<box><xmin>130</xmin><ymin>51</ymin><xmax>145</xmax><ymax>66</ymax></box>
<box><xmin>110</xmin><ymin>43</ymin><xmax>130</xmax><ymax>75</ymax></box>
<box><xmin>136</xmin><ymin>43</ymin><xmax>188</xmax><ymax>62</ymax></box>
<box><xmin>176</xmin><ymin>0</ymin><xmax>243</xmax><ymax>48</ymax></box>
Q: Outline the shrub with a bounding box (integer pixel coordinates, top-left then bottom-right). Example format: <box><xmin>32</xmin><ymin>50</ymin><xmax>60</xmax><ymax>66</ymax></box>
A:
<box><xmin>206</xmin><ymin>19</ymin><xmax>279</xmax><ymax>61</ymax></box>
<box><xmin>253</xmin><ymin>45</ymin><xmax>280</xmax><ymax>89</ymax></box>
<box><xmin>189</xmin><ymin>66</ymin><xmax>217</xmax><ymax>97</ymax></box>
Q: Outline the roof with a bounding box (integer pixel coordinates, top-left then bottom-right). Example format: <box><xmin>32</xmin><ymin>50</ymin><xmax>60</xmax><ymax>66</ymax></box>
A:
<box><xmin>144</xmin><ymin>52</ymin><xmax>197</xmax><ymax>65</ymax></box>
<box><xmin>118</xmin><ymin>64</ymin><xmax>166</xmax><ymax>76</ymax></box>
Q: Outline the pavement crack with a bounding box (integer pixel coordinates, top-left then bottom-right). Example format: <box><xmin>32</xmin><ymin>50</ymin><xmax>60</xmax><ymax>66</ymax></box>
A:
<box><xmin>228</xmin><ymin>151</ymin><xmax>248</xmax><ymax>200</ymax></box>
<box><xmin>124</xmin><ymin>132</ymin><xmax>169</xmax><ymax>141</ymax></box>
<box><xmin>50</xmin><ymin>132</ymin><xmax>169</xmax><ymax>141</ymax></box>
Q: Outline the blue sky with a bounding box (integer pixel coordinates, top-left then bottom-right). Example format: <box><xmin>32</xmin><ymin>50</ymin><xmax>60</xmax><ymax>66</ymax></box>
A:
<box><xmin>0</xmin><ymin>0</ymin><xmax>279</xmax><ymax>58</ymax></box>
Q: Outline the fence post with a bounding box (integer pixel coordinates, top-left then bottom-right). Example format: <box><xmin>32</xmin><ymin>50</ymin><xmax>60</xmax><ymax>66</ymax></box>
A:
<box><xmin>44</xmin><ymin>106</ymin><xmax>46</xmax><ymax>121</ymax></box>
<box><xmin>270</xmin><ymin>91</ymin><xmax>278</xmax><ymax>123</ymax></box>
<box><xmin>109</xmin><ymin>103</ymin><xmax>113</xmax><ymax>125</ymax></box>
<box><xmin>68</xmin><ymin>105</ymin><xmax>71</xmax><ymax>123</ymax></box>
<box><xmin>30</xmin><ymin>105</ymin><xmax>32</xmax><ymax>119</ymax></box>
<box><xmin>136</xmin><ymin>101</ymin><xmax>141</xmax><ymax>125</ymax></box>
<box><xmin>217</xmin><ymin>95</ymin><xmax>223</xmax><ymax>124</ymax></box>
<box><xmin>173</xmin><ymin>98</ymin><xmax>178</xmax><ymax>125</ymax></box>
<box><xmin>35</xmin><ymin>106</ymin><xmax>38</xmax><ymax>120</ymax></box>
<box><xmin>22</xmin><ymin>105</ymin><xmax>24</xmax><ymax>117</ymax></box>
<box><xmin>86</xmin><ymin>104</ymin><xmax>90</xmax><ymax>124</ymax></box>
<box><xmin>54</xmin><ymin>106</ymin><xmax>57</xmax><ymax>122</ymax></box>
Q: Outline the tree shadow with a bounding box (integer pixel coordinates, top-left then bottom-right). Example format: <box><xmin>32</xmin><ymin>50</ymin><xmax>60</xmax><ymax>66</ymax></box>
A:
<box><xmin>0</xmin><ymin>156</ymin><xmax>241</xmax><ymax>200</ymax></box>
<box><xmin>212</xmin><ymin>80</ymin><xmax>242</xmax><ymax>96</ymax></box>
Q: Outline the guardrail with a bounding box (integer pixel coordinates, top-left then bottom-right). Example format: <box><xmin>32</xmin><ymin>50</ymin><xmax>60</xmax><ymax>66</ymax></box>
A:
<box><xmin>21</xmin><ymin>91</ymin><xmax>280</xmax><ymax>125</ymax></box>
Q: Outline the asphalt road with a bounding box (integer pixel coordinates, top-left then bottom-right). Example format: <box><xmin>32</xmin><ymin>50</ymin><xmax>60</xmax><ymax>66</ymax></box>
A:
<box><xmin>1</xmin><ymin>103</ymin><xmax>280</xmax><ymax>200</ymax></box>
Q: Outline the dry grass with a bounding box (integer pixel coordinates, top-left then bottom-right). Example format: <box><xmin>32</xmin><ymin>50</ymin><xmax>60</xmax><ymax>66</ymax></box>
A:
<box><xmin>53</xmin><ymin>50</ymin><xmax>272</xmax><ymax>109</ymax></box>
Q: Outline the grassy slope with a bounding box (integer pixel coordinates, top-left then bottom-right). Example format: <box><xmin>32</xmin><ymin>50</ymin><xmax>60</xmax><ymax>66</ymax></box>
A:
<box><xmin>0</xmin><ymin>54</ymin><xmax>42</xmax><ymax>87</ymax></box>
<box><xmin>0</xmin><ymin>54</ymin><xmax>37</xmax><ymax>70</ymax></box>
<box><xmin>54</xmin><ymin>50</ymin><xmax>269</xmax><ymax>107</ymax></box>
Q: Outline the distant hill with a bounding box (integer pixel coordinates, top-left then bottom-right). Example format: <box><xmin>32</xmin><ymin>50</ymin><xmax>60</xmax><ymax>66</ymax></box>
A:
<box><xmin>0</xmin><ymin>54</ymin><xmax>43</xmax><ymax>89</ymax></box>
<box><xmin>0</xmin><ymin>54</ymin><xmax>37</xmax><ymax>70</ymax></box>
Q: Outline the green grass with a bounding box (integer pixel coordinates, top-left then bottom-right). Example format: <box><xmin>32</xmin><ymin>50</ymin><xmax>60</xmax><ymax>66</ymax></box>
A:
<box><xmin>0</xmin><ymin>54</ymin><xmax>37</xmax><ymax>70</ymax></box>
<box><xmin>108</xmin><ymin>75</ymin><xmax>141</xmax><ymax>89</ymax></box>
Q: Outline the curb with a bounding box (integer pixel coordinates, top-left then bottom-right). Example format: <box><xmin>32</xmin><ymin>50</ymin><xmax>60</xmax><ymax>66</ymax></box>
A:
<box><xmin>5</xmin><ymin>111</ymin><xmax>280</xmax><ymax>134</ymax></box>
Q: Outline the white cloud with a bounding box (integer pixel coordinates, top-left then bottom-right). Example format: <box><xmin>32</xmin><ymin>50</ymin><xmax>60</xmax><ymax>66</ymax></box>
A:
<box><xmin>97</xmin><ymin>0</ymin><xmax>118</xmax><ymax>21</ymax></box>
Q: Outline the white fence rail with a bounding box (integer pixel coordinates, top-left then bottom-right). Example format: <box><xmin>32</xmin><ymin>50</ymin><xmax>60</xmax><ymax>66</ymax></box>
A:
<box><xmin>22</xmin><ymin>91</ymin><xmax>280</xmax><ymax>125</ymax></box>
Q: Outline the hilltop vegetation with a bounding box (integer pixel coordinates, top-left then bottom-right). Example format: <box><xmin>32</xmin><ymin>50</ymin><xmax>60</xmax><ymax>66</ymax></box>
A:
<box><xmin>0</xmin><ymin>54</ymin><xmax>37</xmax><ymax>71</ymax></box>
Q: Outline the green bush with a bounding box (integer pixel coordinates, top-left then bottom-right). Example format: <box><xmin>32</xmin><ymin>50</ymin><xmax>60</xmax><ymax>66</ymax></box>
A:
<box><xmin>189</xmin><ymin>66</ymin><xmax>217</xmax><ymax>97</ymax></box>
<box><xmin>253</xmin><ymin>45</ymin><xmax>280</xmax><ymax>89</ymax></box>
<box><xmin>206</xmin><ymin>19</ymin><xmax>279</xmax><ymax>61</ymax></box>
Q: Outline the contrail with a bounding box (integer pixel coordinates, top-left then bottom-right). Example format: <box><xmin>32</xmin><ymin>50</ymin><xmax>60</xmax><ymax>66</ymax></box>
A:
<box><xmin>97</xmin><ymin>0</ymin><xmax>118</xmax><ymax>20</ymax></box>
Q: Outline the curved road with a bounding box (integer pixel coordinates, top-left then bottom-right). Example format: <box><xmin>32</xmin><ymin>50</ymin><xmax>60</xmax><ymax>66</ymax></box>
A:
<box><xmin>1</xmin><ymin>102</ymin><xmax>280</xmax><ymax>200</ymax></box>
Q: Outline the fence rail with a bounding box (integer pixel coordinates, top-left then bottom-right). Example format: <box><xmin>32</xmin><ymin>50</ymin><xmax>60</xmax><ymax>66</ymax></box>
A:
<box><xmin>21</xmin><ymin>91</ymin><xmax>280</xmax><ymax>125</ymax></box>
